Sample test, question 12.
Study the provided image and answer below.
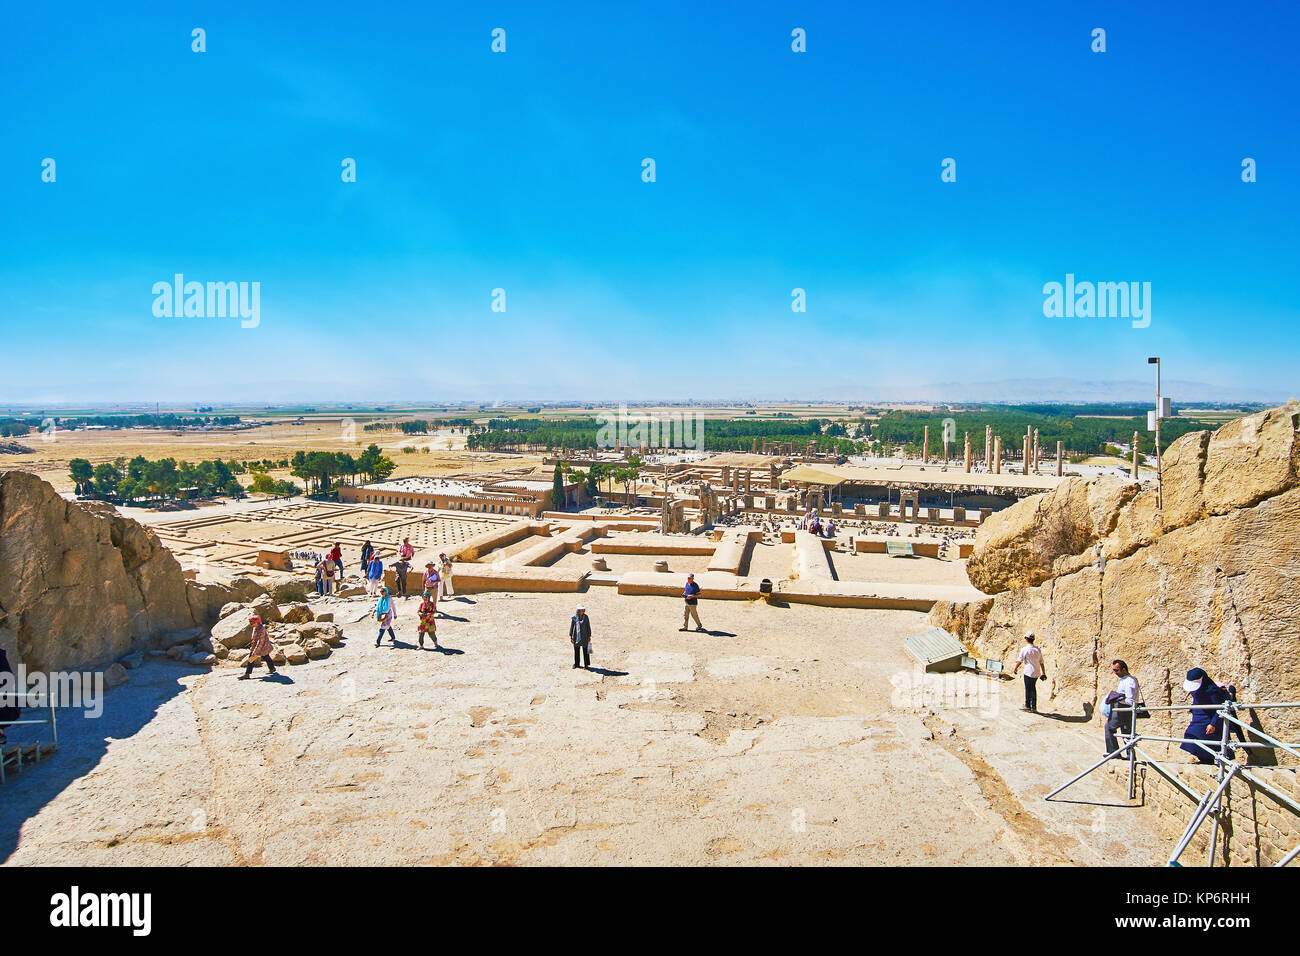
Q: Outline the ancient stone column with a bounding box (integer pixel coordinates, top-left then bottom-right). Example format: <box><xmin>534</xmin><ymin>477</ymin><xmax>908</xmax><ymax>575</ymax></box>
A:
<box><xmin>985</xmin><ymin>425</ymin><xmax>993</xmax><ymax>470</ymax></box>
<box><xmin>923</xmin><ymin>425</ymin><xmax>930</xmax><ymax>464</ymax></box>
<box><xmin>964</xmin><ymin>432</ymin><xmax>971</xmax><ymax>472</ymax></box>
<box><xmin>1056</xmin><ymin>441</ymin><xmax>1063</xmax><ymax>477</ymax></box>
<box><xmin>993</xmin><ymin>437</ymin><xmax>1001</xmax><ymax>474</ymax></box>
<box><xmin>1132</xmin><ymin>431</ymin><xmax>1140</xmax><ymax>479</ymax></box>
<box><xmin>1033</xmin><ymin>429</ymin><xmax>1040</xmax><ymax>472</ymax></box>
<box><xmin>1023</xmin><ymin>435</ymin><xmax>1031</xmax><ymax>475</ymax></box>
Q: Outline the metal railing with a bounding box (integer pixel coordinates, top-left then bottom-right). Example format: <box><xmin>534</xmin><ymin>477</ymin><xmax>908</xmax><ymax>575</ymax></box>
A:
<box><xmin>1045</xmin><ymin>700</ymin><xmax>1299</xmax><ymax>867</ymax></box>
<box><xmin>0</xmin><ymin>693</ymin><xmax>59</xmax><ymax>785</ymax></box>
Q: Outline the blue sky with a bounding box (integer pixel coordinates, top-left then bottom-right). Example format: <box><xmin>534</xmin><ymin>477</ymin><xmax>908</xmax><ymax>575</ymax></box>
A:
<box><xmin>1</xmin><ymin>1</ymin><xmax>1296</xmax><ymax>404</ymax></box>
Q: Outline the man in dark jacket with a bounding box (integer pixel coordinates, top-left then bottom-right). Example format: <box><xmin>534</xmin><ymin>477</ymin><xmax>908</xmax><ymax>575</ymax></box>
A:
<box><xmin>0</xmin><ymin>648</ymin><xmax>22</xmax><ymax>745</ymax></box>
<box><xmin>569</xmin><ymin>605</ymin><xmax>592</xmax><ymax>669</ymax></box>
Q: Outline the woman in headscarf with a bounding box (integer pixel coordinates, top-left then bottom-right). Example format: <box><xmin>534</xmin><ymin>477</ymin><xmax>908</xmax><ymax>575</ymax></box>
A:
<box><xmin>365</xmin><ymin>549</ymin><xmax>384</xmax><ymax>595</ymax></box>
<box><xmin>1179</xmin><ymin>668</ymin><xmax>1236</xmax><ymax>764</ymax></box>
<box><xmin>374</xmin><ymin>586</ymin><xmax>398</xmax><ymax>646</ymax></box>
<box><xmin>240</xmin><ymin>614</ymin><xmax>279</xmax><ymax>679</ymax></box>
<box><xmin>417</xmin><ymin>591</ymin><xmax>438</xmax><ymax>650</ymax></box>
<box><xmin>0</xmin><ymin>648</ymin><xmax>21</xmax><ymax>745</ymax></box>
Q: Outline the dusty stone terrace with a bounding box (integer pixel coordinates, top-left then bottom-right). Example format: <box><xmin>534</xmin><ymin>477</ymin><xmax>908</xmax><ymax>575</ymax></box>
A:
<box><xmin>1</xmin><ymin>589</ymin><xmax>1171</xmax><ymax>866</ymax></box>
<box><xmin>153</xmin><ymin>502</ymin><xmax>512</xmax><ymax>570</ymax></box>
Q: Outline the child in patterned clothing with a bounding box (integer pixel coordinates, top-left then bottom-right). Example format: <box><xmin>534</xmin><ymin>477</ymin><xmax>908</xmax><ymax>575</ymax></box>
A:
<box><xmin>417</xmin><ymin>592</ymin><xmax>438</xmax><ymax>649</ymax></box>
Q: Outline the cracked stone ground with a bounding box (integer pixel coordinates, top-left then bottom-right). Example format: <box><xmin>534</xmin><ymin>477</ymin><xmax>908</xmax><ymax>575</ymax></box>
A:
<box><xmin>1</xmin><ymin>590</ymin><xmax>1170</xmax><ymax>865</ymax></box>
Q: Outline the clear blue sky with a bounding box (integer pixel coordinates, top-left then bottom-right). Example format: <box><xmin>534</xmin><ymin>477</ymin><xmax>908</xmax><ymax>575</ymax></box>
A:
<box><xmin>1</xmin><ymin>1</ymin><xmax>1296</xmax><ymax>404</ymax></box>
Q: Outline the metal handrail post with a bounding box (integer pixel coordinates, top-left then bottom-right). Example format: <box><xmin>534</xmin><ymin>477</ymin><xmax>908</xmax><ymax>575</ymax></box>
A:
<box><xmin>1044</xmin><ymin>737</ymin><xmax>1139</xmax><ymax>802</ymax></box>
<box><xmin>1222</xmin><ymin>711</ymin><xmax>1300</xmax><ymax>764</ymax></box>
<box><xmin>1169</xmin><ymin>766</ymin><xmax>1238</xmax><ymax>866</ymax></box>
<box><xmin>1207</xmin><ymin>709</ymin><xmax>1233</xmax><ymax>866</ymax></box>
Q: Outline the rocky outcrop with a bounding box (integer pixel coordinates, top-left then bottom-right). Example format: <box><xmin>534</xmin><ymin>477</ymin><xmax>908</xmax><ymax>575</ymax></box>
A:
<box><xmin>0</xmin><ymin>471</ymin><xmax>235</xmax><ymax>671</ymax></box>
<box><xmin>932</xmin><ymin>404</ymin><xmax>1300</xmax><ymax>742</ymax></box>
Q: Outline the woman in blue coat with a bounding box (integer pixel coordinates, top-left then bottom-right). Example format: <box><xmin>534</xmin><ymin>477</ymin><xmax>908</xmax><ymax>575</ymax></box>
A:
<box><xmin>1179</xmin><ymin>668</ymin><xmax>1236</xmax><ymax>764</ymax></box>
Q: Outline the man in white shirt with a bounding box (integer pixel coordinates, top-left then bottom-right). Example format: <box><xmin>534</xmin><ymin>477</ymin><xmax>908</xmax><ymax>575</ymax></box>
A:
<box><xmin>1105</xmin><ymin>659</ymin><xmax>1141</xmax><ymax>757</ymax></box>
<box><xmin>1011</xmin><ymin>631</ymin><xmax>1047</xmax><ymax>712</ymax></box>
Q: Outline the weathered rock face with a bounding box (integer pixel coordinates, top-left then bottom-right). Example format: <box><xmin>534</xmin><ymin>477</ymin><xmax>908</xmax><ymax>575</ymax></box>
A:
<box><xmin>932</xmin><ymin>404</ymin><xmax>1300</xmax><ymax>742</ymax></box>
<box><xmin>965</xmin><ymin>475</ymin><xmax>1138</xmax><ymax>594</ymax></box>
<box><xmin>0</xmin><ymin>471</ymin><xmax>233</xmax><ymax>671</ymax></box>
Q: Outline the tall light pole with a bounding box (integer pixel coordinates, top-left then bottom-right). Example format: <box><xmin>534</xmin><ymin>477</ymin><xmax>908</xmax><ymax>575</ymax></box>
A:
<box><xmin>1148</xmin><ymin>357</ymin><xmax>1162</xmax><ymax>509</ymax></box>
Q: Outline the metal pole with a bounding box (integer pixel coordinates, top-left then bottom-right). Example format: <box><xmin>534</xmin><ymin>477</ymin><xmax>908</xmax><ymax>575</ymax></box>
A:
<box><xmin>1169</xmin><ymin>766</ymin><xmax>1238</xmax><ymax>867</ymax></box>
<box><xmin>1208</xmin><ymin>713</ymin><xmax>1232</xmax><ymax>866</ymax></box>
<box><xmin>1155</xmin><ymin>359</ymin><xmax>1162</xmax><ymax>509</ymax></box>
<box><xmin>1044</xmin><ymin>737</ymin><xmax>1139</xmax><ymax>801</ymax></box>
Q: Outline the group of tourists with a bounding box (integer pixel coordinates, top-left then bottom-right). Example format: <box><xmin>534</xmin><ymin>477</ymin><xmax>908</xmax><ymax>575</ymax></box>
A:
<box><xmin>796</xmin><ymin>509</ymin><xmax>838</xmax><ymax>539</ymax></box>
<box><xmin>313</xmin><ymin>543</ymin><xmax>346</xmax><ymax>596</ymax></box>
<box><xmin>1012</xmin><ymin>631</ymin><xmax>1247</xmax><ymax>765</ymax></box>
<box><xmin>372</xmin><ymin>541</ymin><xmax>456</xmax><ymax>650</ymax></box>
<box><xmin>310</xmin><ymin>538</ymin><xmax>456</xmax><ymax>602</ymax></box>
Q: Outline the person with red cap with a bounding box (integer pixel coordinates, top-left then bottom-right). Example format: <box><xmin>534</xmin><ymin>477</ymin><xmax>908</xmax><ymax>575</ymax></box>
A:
<box><xmin>240</xmin><ymin>614</ymin><xmax>278</xmax><ymax>679</ymax></box>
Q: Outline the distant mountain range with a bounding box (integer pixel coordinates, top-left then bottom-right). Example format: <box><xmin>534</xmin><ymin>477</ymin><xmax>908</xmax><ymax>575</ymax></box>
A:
<box><xmin>808</xmin><ymin>378</ymin><xmax>1290</xmax><ymax>406</ymax></box>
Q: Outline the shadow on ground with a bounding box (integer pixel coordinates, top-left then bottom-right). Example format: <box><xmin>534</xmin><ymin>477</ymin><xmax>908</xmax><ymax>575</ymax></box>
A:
<box><xmin>0</xmin><ymin>664</ymin><xmax>199</xmax><ymax>863</ymax></box>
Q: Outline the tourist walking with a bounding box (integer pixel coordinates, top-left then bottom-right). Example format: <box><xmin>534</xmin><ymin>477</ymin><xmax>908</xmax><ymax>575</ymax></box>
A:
<box><xmin>240</xmin><ymin>614</ymin><xmax>279</xmax><ymax>679</ymax></box>
<box><xmin>680</xmin><ymin>573</ymin><xmax>704</xmax><ymax>631</ymax></box>
<box><xmin>417</xmin><ymin>592</ymin><xmax>438</xmax><ymax>649</ymax></box>
<box><xmin>393</xmin><ymin>557</ymin><xmax>410</xmax><ymax>598</ymax></box>
<box><xmin>569</xmin><ymin>605</ymin><xmax>592</xmax><ymax>669</ymax></box>
<box><xmin>399</xmin><ymin>537</ymin><xmax>415</xmax><ymax>562</ymax></box>
<box><xmin>1103</xmin><ymin>659</ymin><xmax>1141</xmax><ymax>757</ymax></box>
<box><xmin>314</xmin><ymin>558</ymin><xmax>326</xmax><ymax>596</ymax></box>
<box><xmin>1179</xmin><ymin>668</ymin><xmax>1242</xmax><ymax>764</ymax></box>
<box><xmin>1011</xmin><ymin>631</ymin><xmax>1047</xmax><ymax>712</ymax></box>
<box><xmin>365</xmin><ymin>551</ymin><xmax>384</xmax><ymax>595</ymax></box>
<box><xmin>422</xmin><ymin>561</ymin><xmax>441</xmax><ymax>611</ymax></box>
<box><xmin>439</xmin><ymin>552</ymin><xmax>455</xmax><ymax>598</ymax></box>
<box><xmin>319</xmin><ymin>555</ymin><xmax>335</xmax><ymax>595</ymax></box>
<box><xmin>374</xmin><ymin>587</ymin><xmax>398</xmax><ymax>646</ymax></box>
<box><xmin>328</xmin><ymin>543</ymin><xmax>343</xmax><ymax>582</ymax></box>
<box><xmin>360</xmin><ymin>540</ymin><xmax>374</xmax><ymax>575</ymax></box>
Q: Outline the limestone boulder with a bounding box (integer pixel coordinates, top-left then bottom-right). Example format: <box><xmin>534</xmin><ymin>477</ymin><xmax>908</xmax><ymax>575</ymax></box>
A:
<box><xmin>296</xmin><ymin>622</ymin><xmax>343</xmax><ymax>646</ymax></box>
<box><xmin>934</xmin><ymin>406</ymin><xmax>1300</xmax><ymax>746</ymax></box>
<box><xmin>1202</xmin><ymin>403</ymin><xmax>1299</xmax><ymax>515</ymax></box>
<box><xmin>185</xmin><ymin>580</ymin><xmax>237</xmax><ymax>629</ymax></box>
<box><xmin>265</xmin><ymin>574</ymin><xmax>317</xmax><ymax>604</ymax></box>
<box><xmin>280</xmin><ymin>603</ymin><xmax>314</xmax><ymax>624</ymax></box>
<box><xmin>249</xmin><ymin>594</ymin><xmax>282</xmax><ymax>624</ymax></box>
<box><xmin>303</xmin><ymin>638</ymin><xmax>331</xmax><ymax>660</ymax></box>
<box><xmin>226</xmin><ymin>576</ymin><xmax>269</xmax><ymax>604</ymax></box>
<box><xmin>966</xmin><ymin>475</ymin><xmax>1137</xmax><ymax>594</ymax></box>
<box><xmin>211</xmin><ymin>613</ymin><xmax>254</xmax><ymax>650</ymax></box>
<box><xmin>218</xmin><ymin>602</ymin><xmax>246</xmax><ymax>621</ymax></box>
<box><xmin>282</xmin><ymin>643</ymin><xmax>309</xmax><ymax>665</ymax></box>
<box><xmin>0</xmin><ymin>471</ymin><xmax>203</xmax><ymax>671</ymax></box>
